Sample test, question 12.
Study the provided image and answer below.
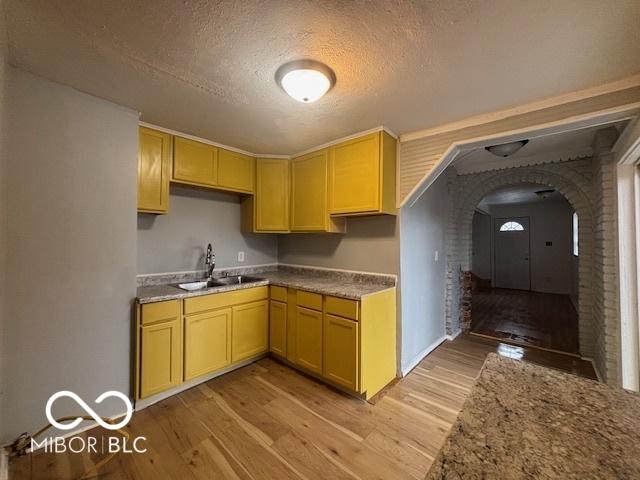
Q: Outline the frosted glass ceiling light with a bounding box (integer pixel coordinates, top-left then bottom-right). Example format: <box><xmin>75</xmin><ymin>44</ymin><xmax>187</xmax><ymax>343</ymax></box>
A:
<box><xmin>276</xmin><ymin>60</ymin><xmax>335</xmax><ymax>103</ymax></box>
<box><xmin>485</xmin><ymin>139</ymin><xmax>529</xmax><ymax>157</ymax></box>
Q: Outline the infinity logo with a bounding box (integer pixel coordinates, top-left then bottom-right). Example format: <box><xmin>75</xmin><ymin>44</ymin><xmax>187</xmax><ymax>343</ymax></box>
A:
<box><xmin>45</xmin><ymin>390</ymin><xmax>133</xmax><ymax>431</ymax></box>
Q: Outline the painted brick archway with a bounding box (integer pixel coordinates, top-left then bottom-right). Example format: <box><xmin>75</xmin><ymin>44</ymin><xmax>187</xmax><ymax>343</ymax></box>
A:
<box><xmin>446</xmin><ymin>161</ymin><xmax>596</xmax><ymax>358</ymax></box>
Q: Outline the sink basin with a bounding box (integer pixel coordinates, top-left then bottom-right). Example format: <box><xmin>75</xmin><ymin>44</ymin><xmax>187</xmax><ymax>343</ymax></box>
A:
<box><xmin>208</xmin><ymin>275</ymin><xmax>263</xmax><ymax>287</ymax></box>
<box><xmin>177</xmin><ymin>281</ymin><xmax>210</xmax><ymax>291</ymax></box>
<box><xmin>176</xmin><ymin>276</ymin><xmax>263</xmax><ymax>291</ymax></box>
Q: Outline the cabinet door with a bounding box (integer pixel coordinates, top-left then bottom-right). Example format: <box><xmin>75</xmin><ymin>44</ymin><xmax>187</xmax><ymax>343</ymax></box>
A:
<box><xmin>269</xmin><ymin>300</ymin><xmax>287</xmax><ymax>357</ymax></box>
<box><xmin>184</xmin><ymin>308</ymin><xmax>231</xmax><ymax>380</ymax></box>
<box><xmin>323</xmin><ymin>314</ymin><xmax>359</xmax><ymax>391</ymax></box>
<box><xmin>295</xmin><ymin>306</ymin><xmax>323</xmax><ymax>374</ymax></box>
<box><xmin>232</xmin><ymin>300</ymin><xmax>269</xmax><ymax>362</ymax></box>
<box><xmin>291</xmin><ymin>149</ymin><xmax>329</xmax><ymax>231</ymax></box>
<box><xmin>140</xmin><ymin>318</ymin><xmax>182</xmax><ymax>398</ymax></box>
<box><xmin>138</xmin><ymin>127</ymin><xmax>171</xmax><ymax>214</ymax></box>
<box><xmin>218</xmin><ymin>148</ymin><xmax>255</xmax><ymax>193</ymax></box>
<box><xmin>256</xmin><ymin>158</ymin><xmax>290</xmax><ymax>231</ymax></box>
<box><xmin>329</xmin><ymin>132</ymin><xmax>380</xmax><ymax>214</ymax></box>
<box><xmin>173</xmin><ymin>136</ymin><xmax>218</xmax><ymax>187</ymax></box>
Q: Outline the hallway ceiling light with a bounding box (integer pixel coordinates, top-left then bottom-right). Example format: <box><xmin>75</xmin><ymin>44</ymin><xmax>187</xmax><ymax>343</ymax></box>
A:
<box><xmin>276</xmin><ymin>60</ymin><xmax>336</xmax><ymax>103</ymax></box>
<box><xmin>485</xmin><ymin>139</ymin><xmax>529</xmax><ymax>157</ymax></box>
<box><xmin>534</xmin><ymin>189</ymin><xmax>555</xmax><ymax>199</ymax></box>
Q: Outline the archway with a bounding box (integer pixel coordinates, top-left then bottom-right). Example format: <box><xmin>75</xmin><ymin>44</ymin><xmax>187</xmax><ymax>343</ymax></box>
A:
<box><xmin>468</xmin><ymin>183</ymin><xmax>581</xmax><ymax>353</ymax></box>
<box><xmin>447</xmin><ymin>163</ymin><xmax>595</xmax><ymax>357</ymax></box>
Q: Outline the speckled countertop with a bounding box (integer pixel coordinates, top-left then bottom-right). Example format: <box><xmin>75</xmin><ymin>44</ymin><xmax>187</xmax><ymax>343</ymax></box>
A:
<box><xmin>136</xmin><ymin>265</ymin><xmax>396</xmax><ymax>304</ymax></box>
<box><xmin>426</xmin><ymin>354</ymin><xmax>640</xmax><ymax>479</ymax></box>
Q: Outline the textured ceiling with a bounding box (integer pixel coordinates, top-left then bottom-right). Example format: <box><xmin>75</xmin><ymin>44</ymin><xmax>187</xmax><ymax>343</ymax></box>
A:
<box><xmin>6</xmin><ymin>0</ymin><xmax>640</xmax><ymax>154</ymax></box>
<box><xmin>454</xmin><ymin>120</ymin><xmax>628</xmax><ymax>175</ymax></box>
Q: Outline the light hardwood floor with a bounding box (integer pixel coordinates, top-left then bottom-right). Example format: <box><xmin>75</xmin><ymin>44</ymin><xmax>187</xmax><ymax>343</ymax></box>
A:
<box><xmin>9</xmin><ymin>335</ymin><xmax>597</xmax><ymax>480</ymax></box>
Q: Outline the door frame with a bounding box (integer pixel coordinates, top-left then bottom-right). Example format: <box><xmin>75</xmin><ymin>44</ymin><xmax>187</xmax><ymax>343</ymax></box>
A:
<box><xmin>492</xmin><ymin>216</ymin><xmax>532</xmax><ymax>291</ymax></box>
<box><xmin>616</xmin><ymin>119</ymin><xmax>640</xmax><ymax>391</ymax></box>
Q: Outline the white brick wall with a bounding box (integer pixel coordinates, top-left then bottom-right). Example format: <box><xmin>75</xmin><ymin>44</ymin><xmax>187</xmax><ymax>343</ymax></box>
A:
<box><xmin>444</xmin><ymin>155</ymin><xmax>620</xmax><ymax>384</ymax></box>
<box><xmin>591</xmin><ymin>129</ymin><xmax>620</xmax><ymax>385</ymax></box>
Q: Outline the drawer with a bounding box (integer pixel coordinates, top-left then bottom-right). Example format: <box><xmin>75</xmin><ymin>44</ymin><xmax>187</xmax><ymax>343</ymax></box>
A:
<box><xmin>270</xmin><ymin>285</ymin><xmax>288</xmax><ymax>303</ymax></box>
<box><xmin>325</xmin><ymin>296</ymin><xmax>359</xmax><ymax>321</ymax></box>
<box><xmin>297</xmin><ymin>290</ymin><xmax>323</xmax><ymax>311</ymax></box>
<box><xmin>184</xmin><ymin>286</ymin><xmax>268</xmax><ymax>315</ymax></box>
<box><xmin>141</xmin><ymin>300</ymin><xmax>179</xmax><ymax>325</ymax></box>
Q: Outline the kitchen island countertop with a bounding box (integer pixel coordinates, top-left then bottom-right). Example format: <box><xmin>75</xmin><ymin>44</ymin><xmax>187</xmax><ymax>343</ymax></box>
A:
<box><xmin>426</xmin><ymin>353</ymin><xmax>640</xmax><ymax>479</ymax></box>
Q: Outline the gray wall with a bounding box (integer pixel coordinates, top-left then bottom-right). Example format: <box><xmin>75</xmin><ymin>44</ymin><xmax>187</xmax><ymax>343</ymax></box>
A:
<box><xmin>137</xmin><ymin>185</ymin><xmax>278</xmax><ymax>274</ymax></box>
<box><xmin>399</xmin><ymin>171</ymin><xmax>450</xmax><ymax>373</ymax></box>
<box><xmin>472</xmin><ymin>211</ymin><xmax>492</xmax><ymax>280</ymax></box>
<box><xmin>2</xmin><ymin>68</ymin><xmax>139</xmax><ymax>443</ymax></box>
<box><xmin>277</xmin><ymin>215</ymin><xmax>399</xmax><ymax>275</ymax></box>
<box><xmin>489</xmin><ymin>199</ymin><xmax>574</xmax><ymax>295</ymax></box>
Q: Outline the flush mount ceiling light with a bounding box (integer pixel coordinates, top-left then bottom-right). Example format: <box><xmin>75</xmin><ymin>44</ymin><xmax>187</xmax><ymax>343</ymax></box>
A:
<box><xmin>275</xmin><ymin>60</ymin><xmax>336</xmax><ymax>103</ymax></box>
<box><xmin>534</xmin><ymin>189</ymin><xmax>555</xmax><ymax>199</ymax></box>
<box><xmin>485</xmin><ymin>139</ymin><xmax>529</xmax><ymax>157</ymax></box>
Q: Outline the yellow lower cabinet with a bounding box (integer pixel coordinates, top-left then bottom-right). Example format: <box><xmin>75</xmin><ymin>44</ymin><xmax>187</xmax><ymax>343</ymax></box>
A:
<box><xmin>323</xmin><ymin>314</ymin><xmax>359</xmax><ymax>391</ymax></box>
<box><xmin>139</xmin><ymin>318</ymin><xmax>182</xmax><ymax>398</ymax></box>
<box><xmin>184</xmin><ymin>308</ymin><xmax>231</xmax><ymax>380</ymax></box>
<box><xmin>294</xmin><ymin>306</ymin><xmax>323</xmax><ymax>374</ymax></box>
<box><xmin>232</xmin><ymin>300</ymin><xmax>269</xmax><ymax>362</ymax></box>
<box><xmin>269</xmin><ymin>300</ymin><xmax>287</xmax><ymax>357</ymax></box>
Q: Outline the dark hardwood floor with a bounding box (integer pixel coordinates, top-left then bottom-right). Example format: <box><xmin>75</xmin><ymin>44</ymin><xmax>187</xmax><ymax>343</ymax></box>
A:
<box><xmin>471</xmin><ymin>288</ymin><xmax>580</xmax><ymax>355</ymax></box>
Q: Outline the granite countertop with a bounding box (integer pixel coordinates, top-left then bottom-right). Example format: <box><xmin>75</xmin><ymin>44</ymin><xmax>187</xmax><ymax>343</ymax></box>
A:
<box><xmin>426</xmin><ymin>353</ymin><xmax>640</xmax><ymax>479</ymax></box>
<box><xmin>136</xmin><ymin>265</ymin><xmax>396</xmax><ymax>304</ymax></box>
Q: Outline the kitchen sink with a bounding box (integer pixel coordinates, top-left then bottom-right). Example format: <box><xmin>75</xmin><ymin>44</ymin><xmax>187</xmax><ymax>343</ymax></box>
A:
<box><xmin>176</xmin><ymin>276</ymin><xmax>264</xmax><ymax>291</ymax></box>
<box><xmin>208</xmin><ymin>275</ymin><xmax>264</xmax><ymax>286</ymax></box>
<box><xmin>176</xmin><ymin>281</ymin><xmax>210</xmax><ymax>291</ymax></box>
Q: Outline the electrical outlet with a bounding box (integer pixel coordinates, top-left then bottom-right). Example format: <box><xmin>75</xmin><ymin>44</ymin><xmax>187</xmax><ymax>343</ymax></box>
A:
<box><xmin>434</xmin><ymin>250</ymin><xmax>439</xmax><ymax>262</ymax></box>
<box><xmin>237</xmin><ymin>251</ymin><xmax>245</xmax><ymax>262</ymax></box>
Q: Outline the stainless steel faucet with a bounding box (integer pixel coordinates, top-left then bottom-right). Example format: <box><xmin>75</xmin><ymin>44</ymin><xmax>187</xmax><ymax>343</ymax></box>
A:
<box><xmin>205</xmin><ymin>243</ymin><xmax>215</xmax><ymax>278</ymax></box>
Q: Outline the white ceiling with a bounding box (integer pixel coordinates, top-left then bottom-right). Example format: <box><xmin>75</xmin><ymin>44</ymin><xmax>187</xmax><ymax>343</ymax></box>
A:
<box><xmin>477</xmin><ymin>183</ymin><xmax>568</xmax><ymax>210</ymax></box>
<box><xmin>6</xmin><ymin>0</ymin><xmax>640</xmax><ymax>154</ymax></box>
<box><xmin>453</xmin><ymin>120</ymin><xmax>629</xmax><ymax>175</ymax></box>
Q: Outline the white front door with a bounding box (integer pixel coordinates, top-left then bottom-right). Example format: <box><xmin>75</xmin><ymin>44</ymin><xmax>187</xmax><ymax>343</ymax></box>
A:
<box><xmin>494</xmin><ymin>216</ymin><xmax>531</xmax><ymax>290</ymax></box>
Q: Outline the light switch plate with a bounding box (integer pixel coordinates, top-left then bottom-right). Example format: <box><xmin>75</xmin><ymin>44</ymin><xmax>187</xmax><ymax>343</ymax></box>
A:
<box><xmin>237</xmin><ymin>251</ymin><xmax>245</xmax><ymax>262</ymax></box>
<box><xmin>434</xmin><ymin>250</ymin><xmax>439</xmax><ymax>262</ymax></box>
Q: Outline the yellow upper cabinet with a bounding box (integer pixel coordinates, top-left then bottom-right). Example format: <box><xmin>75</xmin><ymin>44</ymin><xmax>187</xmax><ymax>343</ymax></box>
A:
<box><xmin>243</xmin><ymin>158</ymin><xmax>290</xmax><ymax>232</ymax></box>
<box><xmin>138</xmin><ymin>127</ymin><xmax>171</xmax><ymax>214</ymax></box>
<box><xmin>217</xmin><ymin>148</ymin><xmax>255</xmax><ymax>194</ymax></box>
<box><xmin>173</xmin><ymin>136</ymin><xmax>218</xmax><ymax>187</ymax></box>
<box><xmin>291</xmin><ymin>149</ymin><xmax>346</xmax><ymax>233</ymax></box>
<box><xmin>329</xmin><ymin>131</ymin><xmax>397</xmax><ymax>216</ymax></box>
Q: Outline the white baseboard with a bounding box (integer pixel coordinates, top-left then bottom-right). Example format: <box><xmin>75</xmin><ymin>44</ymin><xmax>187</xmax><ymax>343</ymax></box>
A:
<box><xmin>401</xmin><ymin>335</ymin><xmax>446</xmax><ymax>377</ymax></box>
<box><xmin>445</xmin><ymin>329</ymin><xmax>462</xmax><ymax>341</ymax></box>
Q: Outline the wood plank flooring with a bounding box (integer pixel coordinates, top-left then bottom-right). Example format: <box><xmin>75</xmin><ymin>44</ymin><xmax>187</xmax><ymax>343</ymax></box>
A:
<box><xmin>8</xmin><ymin>335</ymin><xmax>597</xmax><ymax>480</ymax></box>
<box><xmin>471</xmin><ymin>288</ymin><xmax>580</xmax><ymax>354</ymax></box>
